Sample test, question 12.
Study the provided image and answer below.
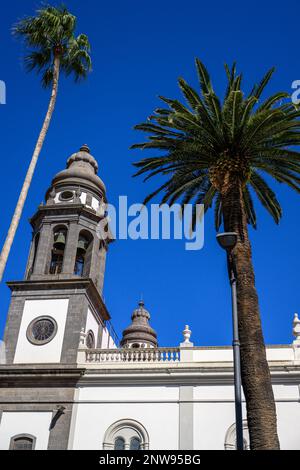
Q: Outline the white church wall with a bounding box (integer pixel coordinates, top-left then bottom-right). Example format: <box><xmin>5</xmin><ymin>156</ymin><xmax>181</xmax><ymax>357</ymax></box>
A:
<box><xmin>71</xmin><ymin>402</ymin><xmax>179</xmax><ymax>450</ymax></box>
<box><xmin>184</xmin><ymin>346</ymin><xmax>294</xmax><ymax>364</ymax></box>
<box><xmin>194</xmin><ymin>402</ymin><xmax>237</xmax><ymax>450</ymax></box>
<box><xmin>193</xmin><ymin>382</ymin><xmax>300</xmax><ymax>449</ymax></box>
<box><xmin>101</xmin><ymin>326</ymin><xmax>117</xmax><ymax>349</ymax></box>
<box><xmin>276</xmin><ymin>401</ymin><xmax>300</xmax><ymax>449</ymax></box>
<box><xmin>78</xmin><ymin>385</ymin><xmax>179</xmax><ymax>402</ymax></box>
<box><xmin>14</xmin><ymin>298</ymin><xmax>69</xmax><ymax>364</ymax></box>
<box><xmin>85</xmin><ymin>308</ymin><xmax>100</xmax><ymax>346</ymax></box>
<box><xmin>0</xmin><ymin>411</ymin><xmax>52</xmax><ymax>450</ymax></box>
<box><xmin>101</xmin><ymin>326</ymin><xmax>110</xmax><ymax>348</ymax></box>
<box><xmin>272</xmin><ymin>383</ymin><xmax>300</xmax><ymax>400</ymax></box>
<box><xmin>194</xmin><ymin>384</ymin><xmax>235</xmax><ymax>400</ymax></box>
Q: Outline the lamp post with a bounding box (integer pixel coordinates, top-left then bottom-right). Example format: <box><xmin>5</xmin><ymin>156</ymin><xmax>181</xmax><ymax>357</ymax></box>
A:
<box><xmin>216</xmin><ymin>232</ymin><xmax>244</xmax><ymax>450</ymax></box>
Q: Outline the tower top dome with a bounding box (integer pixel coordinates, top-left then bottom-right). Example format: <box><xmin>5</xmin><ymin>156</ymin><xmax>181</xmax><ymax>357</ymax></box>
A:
<box><xmin>46</xmin><ymin>144</ymin><xmax>106</xmax><ymax>201</ymax></box>
<box><xmin>67</xmin><ymin>144</ymin><xmax>99</xmax><ymax>173</ymax></box>
<box><xmin>120</xmin><ymin>300</ymin><xmax>158</xmax><ymax>348</ymax></box>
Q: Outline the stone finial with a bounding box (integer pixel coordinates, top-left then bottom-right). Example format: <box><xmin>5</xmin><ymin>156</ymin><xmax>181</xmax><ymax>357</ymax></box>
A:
<box><xmin>180</xmin><ymin>324</ymin><xmax>193</xmax><ymax>348</ymax></box>
<box><xmin>183</xmin><ymin>325</ymin><xmax>192</xmax><ymax>343</ymax></box>
<box><xmin>79</xmin><ymin>328</ymin><xmax>87</xmax><ymax>348</ymax></box>
<box><xmin>293</xmin><ymin>313</ymin><xmax>300</xmax><ymax>344</ymax></box>
<box><xmin>80</xmin><ymin>144</ymin><xmax>90</xmax><ymax>153</ymax></box>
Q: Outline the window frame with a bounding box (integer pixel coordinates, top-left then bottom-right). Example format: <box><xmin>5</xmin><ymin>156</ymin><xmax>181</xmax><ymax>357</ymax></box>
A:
<box><xmin>114</xmin><ymin>436</ymin><xmax>125</xmax><ymax>450</ymax></box>
<box><xmin>103</xmin><ymin>419</ymin><xmax>149</xmax><ymax>450</ymax></box>
<box><xmin>26</xmin><ymin>316</ymin><xmax>58</xmax><ymax>346</ymax></box>
<box><xmin>9</xmin><ymin>434</ymin><xmax>37</xmax><ymax>450</ymax></box>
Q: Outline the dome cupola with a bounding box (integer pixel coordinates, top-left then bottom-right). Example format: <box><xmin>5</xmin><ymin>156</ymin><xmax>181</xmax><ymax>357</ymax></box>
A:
<box><xmin>120</xmin><ymin>300</ymin><xmax>158</xmax><ymax>349</ymax></box>
<box><xmin>45</xmin><ymin>145</ymin><xmax>106</xmax><ymax>211</ymax></box>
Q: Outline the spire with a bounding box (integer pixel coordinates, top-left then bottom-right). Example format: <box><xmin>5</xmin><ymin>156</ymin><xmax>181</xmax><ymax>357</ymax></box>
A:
<box><xmin>120</xmin><ymin>300</ymin><xmax>158</xmax><ymax>348</ymax></box>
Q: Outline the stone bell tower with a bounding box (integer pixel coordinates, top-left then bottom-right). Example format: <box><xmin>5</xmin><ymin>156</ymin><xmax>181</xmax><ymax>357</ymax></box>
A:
<box><xmin>3</xmin><ymin>145</ymin><xmax>114</xmax><ymax>365</ymax></box>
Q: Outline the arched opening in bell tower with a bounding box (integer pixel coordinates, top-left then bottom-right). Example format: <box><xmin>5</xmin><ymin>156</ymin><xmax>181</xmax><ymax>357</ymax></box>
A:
<box><xmin>74</xmin><ymin>230</ymin><xmax>93</xmax><ymax>277</ymax></box>
<box><xmin>49</xmin><ymin>227</ymin><xmax>68</xmax><ymax>275</ymax></box>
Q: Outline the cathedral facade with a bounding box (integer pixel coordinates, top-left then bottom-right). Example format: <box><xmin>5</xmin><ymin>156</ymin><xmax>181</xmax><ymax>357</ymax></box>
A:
<box><xmin>0</xmin><ymin>146</ymin><xmax>300</xmax><ymax>450</ymax></box>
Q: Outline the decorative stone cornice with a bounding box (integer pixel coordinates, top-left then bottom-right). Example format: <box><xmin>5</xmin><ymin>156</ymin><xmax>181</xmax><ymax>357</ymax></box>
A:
<box><xmin>6</xmin><ymin>278</ymin><xmax>111</xmax><ymax>321</ymax></box>
<box><xmin>0</xmin><ymin>365</ymin><xmax>85</xmax><ymax>388</ymax></box>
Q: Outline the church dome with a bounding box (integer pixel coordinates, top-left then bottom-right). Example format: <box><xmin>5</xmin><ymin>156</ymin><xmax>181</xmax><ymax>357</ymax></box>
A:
<box><xmin>120</xmin><ymin>301</ymin><xmax>158</xmax><ymax>348</ymax></box>
<box><xmin>46</xmin><ymin>145</ymin><xmax>106</xmax><ymax>200</ymax></box>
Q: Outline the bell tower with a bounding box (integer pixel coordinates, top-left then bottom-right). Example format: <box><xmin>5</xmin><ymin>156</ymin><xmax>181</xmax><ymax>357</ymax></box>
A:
<box><xmin>3</xmin><ymin>145</ymin><xmax>114</xmax><ymax>365</ymax></box>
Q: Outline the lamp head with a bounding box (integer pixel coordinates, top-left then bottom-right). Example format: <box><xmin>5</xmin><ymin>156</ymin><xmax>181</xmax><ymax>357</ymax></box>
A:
<box><xmin>216</xmin><ymin>232</ymin><xmax>238</xmax><ymax>251</ymax></box>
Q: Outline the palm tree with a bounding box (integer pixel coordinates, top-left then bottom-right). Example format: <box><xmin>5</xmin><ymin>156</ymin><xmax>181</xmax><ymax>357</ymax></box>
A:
<box><xmin>0</xmin><ymin>5</ymin><xmax>92</xmax><ymax>281</ymax></box>
<box><xmin>131</xmin><ymin>59</ymin><xmax>300</xmax><ymax>449</ymax></box>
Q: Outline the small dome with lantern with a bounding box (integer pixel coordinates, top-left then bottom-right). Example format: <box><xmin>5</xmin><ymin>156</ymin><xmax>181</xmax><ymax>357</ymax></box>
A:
<box><xmin>45</xmin><ymin>145</ymin><xmax>106</xmax><ymax>213</ymax></box>
<box><xmin>120</xmin><ymin>300</ymin><xmax>158</xmax><ymax>349</ymax></box>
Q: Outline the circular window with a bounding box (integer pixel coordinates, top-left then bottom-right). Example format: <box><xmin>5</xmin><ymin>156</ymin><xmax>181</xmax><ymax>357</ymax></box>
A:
<box><xmin>86</xmin><ymin>330</ymin><xmax>95</xmax><ymax>349</ymax></box>
<box><xmin>26</xmin><ymin>316</ymin><xmax>58</xmax><ymax>345</ymax></box>
<box><xmin>59</xmin><ymin>190</ymin><xmax>74</xmax><ymax>201</ymax></box>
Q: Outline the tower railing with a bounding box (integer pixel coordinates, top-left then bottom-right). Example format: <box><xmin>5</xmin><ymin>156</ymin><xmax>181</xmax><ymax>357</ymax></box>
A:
<box><xmin>83</xmin><ymin>347</ymin><xmax>180</xmax><ymax>363</ymax></box>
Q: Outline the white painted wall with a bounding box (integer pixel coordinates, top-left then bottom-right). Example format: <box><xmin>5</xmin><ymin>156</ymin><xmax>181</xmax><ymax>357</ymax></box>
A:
<box><xmin>67</xmin><ymin>381</ymin><xmax>300</xmax><ymax>450</ymax></box>
<box><xmin>194</xmin><ymin>401</ymin><xmax>237</xmax><ymax>450</ymax></box>
<box><xmin>0</xmin><ymin>411</ymin><xmax>52</xmax><ymax>450</ymax></box>
<box><xmin>276</xmin><ymin>402</ymin><xmax>300</xmax><ymax>449</ymax></box>
<box><xmin>185</xmin><ymin>346</ymin><xmax>294</xmax><ymax>363</ymax></box>
<box><xmin>14</xmin><ymin>298</ymin><xmax>69</xmax><ymax>364</ymax></box>
<box><xmin>71</xmin><ymin>385</ymin><xmax>179</xmax><ymax>450</ymax></box>
<box><xmin>85</xmin><ymin>308</ymin><xmax>100</xmax><ymax>346</ymax></box>
<box><xmin>101</xmin><ymin>326</ymin><xmax>117</xmax><ymax>349</ymax></box>
<box><xmin>193</xmin><ymin>382</ymin><xmax>300</xmax><ymax>449</ymax></box>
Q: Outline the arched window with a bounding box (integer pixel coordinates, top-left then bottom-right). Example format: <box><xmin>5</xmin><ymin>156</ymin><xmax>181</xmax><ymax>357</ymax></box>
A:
<box><xmin>10</xmin><ymin>434</ymin><xmax>36</xmax><ymax>450</ymax></box>
<box><xmin>130</xmin><ymin>437</ymin><xmax>141</xmax><ymax>450</ymax></box>
<box><xmin>103</xmin><ymin>419</ymin><xmax>149</xmax><ymax>450</ymax></box>
<box><xmin>114</xmin><ymin>437</ymin><xmax>125</xmax><ymax>450</ymax></box>
<box><xmin>74</xmin><ymin>231</ymin><xmax>93</xmax><ymax>277</ymax></box>
<box><xmin>224</xmin><ymin>421</ymin><xmax>250</xmax><ymax>450</ymax></box>
<box><xmin>49</xmin><ymin>227</ymin><xmax>67</xmax><ymax>274</ymax></box>
<box><xmin>86</xmin><ymin>330</ymin><xmax>95</xmax><ymax>349</ymax></box>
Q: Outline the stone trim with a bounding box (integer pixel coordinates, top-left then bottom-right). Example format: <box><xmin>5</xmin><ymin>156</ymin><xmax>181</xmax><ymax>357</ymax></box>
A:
<box><xmin>67</xmin><ymin>388</ymin><xmax>80</xmax><ymax>450</ymax></box>
<box><xmin>3</xmin><ymin>296</ymin><xmax>26</xmax><ymax>364</ymax></box>
<box><xmin>179</xmin><ymin>386</ymin><xmax>194</xmax><ymax>450</ymax></box>
<box><xmin>103</xmin><ymin>419</ymin><xmax>150</xmax><ymax>450</ymax></box>
<box><xmin>9</xmin><ymin>433</ymin><xmax>37</xmax><ymax>450</ymax></box>
<box><xmin>7</xmin><ymin>278</ymin><xmax>110</xmax><ymax>321</ymax></box>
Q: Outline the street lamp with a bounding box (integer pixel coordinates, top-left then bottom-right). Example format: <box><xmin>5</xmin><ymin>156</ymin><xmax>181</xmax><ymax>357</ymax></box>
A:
<box><xmin>216</xmin><ymin>232</ymin><xmax>244</xmax><ymax>450</ymax></box>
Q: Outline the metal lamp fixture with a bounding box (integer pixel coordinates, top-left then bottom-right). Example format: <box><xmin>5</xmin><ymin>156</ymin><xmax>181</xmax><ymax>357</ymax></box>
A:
<box><xmin>216</xmin><ymin>232</ymin><xmax>238</xmax><ymax>251</ymax></box>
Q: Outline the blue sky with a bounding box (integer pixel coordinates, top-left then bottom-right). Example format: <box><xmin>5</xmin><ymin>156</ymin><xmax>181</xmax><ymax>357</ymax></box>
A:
<box><xmin>0</xmin><ymin>0</ymin><xmax>299</xmax><ymax>347</ymax></box>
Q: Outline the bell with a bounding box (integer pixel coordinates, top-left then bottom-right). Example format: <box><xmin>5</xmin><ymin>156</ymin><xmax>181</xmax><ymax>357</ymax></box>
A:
<box><xmin>53</xmin><ymin>231</ymin><xmax>66</xmax><ymax>250</ymax></box>
<box><xmin>77</xmin><ymin>236</ymin><xmax>89</xmax><ymax>253</ymax></box>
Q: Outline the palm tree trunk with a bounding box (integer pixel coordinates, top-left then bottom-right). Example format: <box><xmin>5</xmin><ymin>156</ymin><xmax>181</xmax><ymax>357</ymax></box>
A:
<box><xmin>221</xmin><ymin>180</ymin><xmax>280</xmax><ymax>450</ymax></box>
<box><xmin>0</xmin><ymin>55</ymin><xmax>60</xmax><ymax>282</ymax></box>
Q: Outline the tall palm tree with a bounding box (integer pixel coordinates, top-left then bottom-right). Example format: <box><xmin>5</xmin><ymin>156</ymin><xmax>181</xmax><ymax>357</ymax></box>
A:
<box><xmin>131</xmin><ymin>59</ymin><xmax>300</xmax><ymax>449</ymax></box>
<box><xmin>0</xmin><ymin>5</ymin><xmax>92</xmax><ymax>281</ymax></box>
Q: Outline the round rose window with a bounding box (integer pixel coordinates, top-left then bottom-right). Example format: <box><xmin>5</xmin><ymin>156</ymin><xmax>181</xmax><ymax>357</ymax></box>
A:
<box><xmin>26</xmin><ymin>316</ymin><xmax>58</xmax><ymax>345</ymax></box>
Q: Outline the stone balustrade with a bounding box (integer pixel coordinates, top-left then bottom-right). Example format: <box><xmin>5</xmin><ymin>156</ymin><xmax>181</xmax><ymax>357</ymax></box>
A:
<box><xmin>84</xmin><ymin>347</ymin><xmax>181</xmax><ymax>363</ymax></box>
